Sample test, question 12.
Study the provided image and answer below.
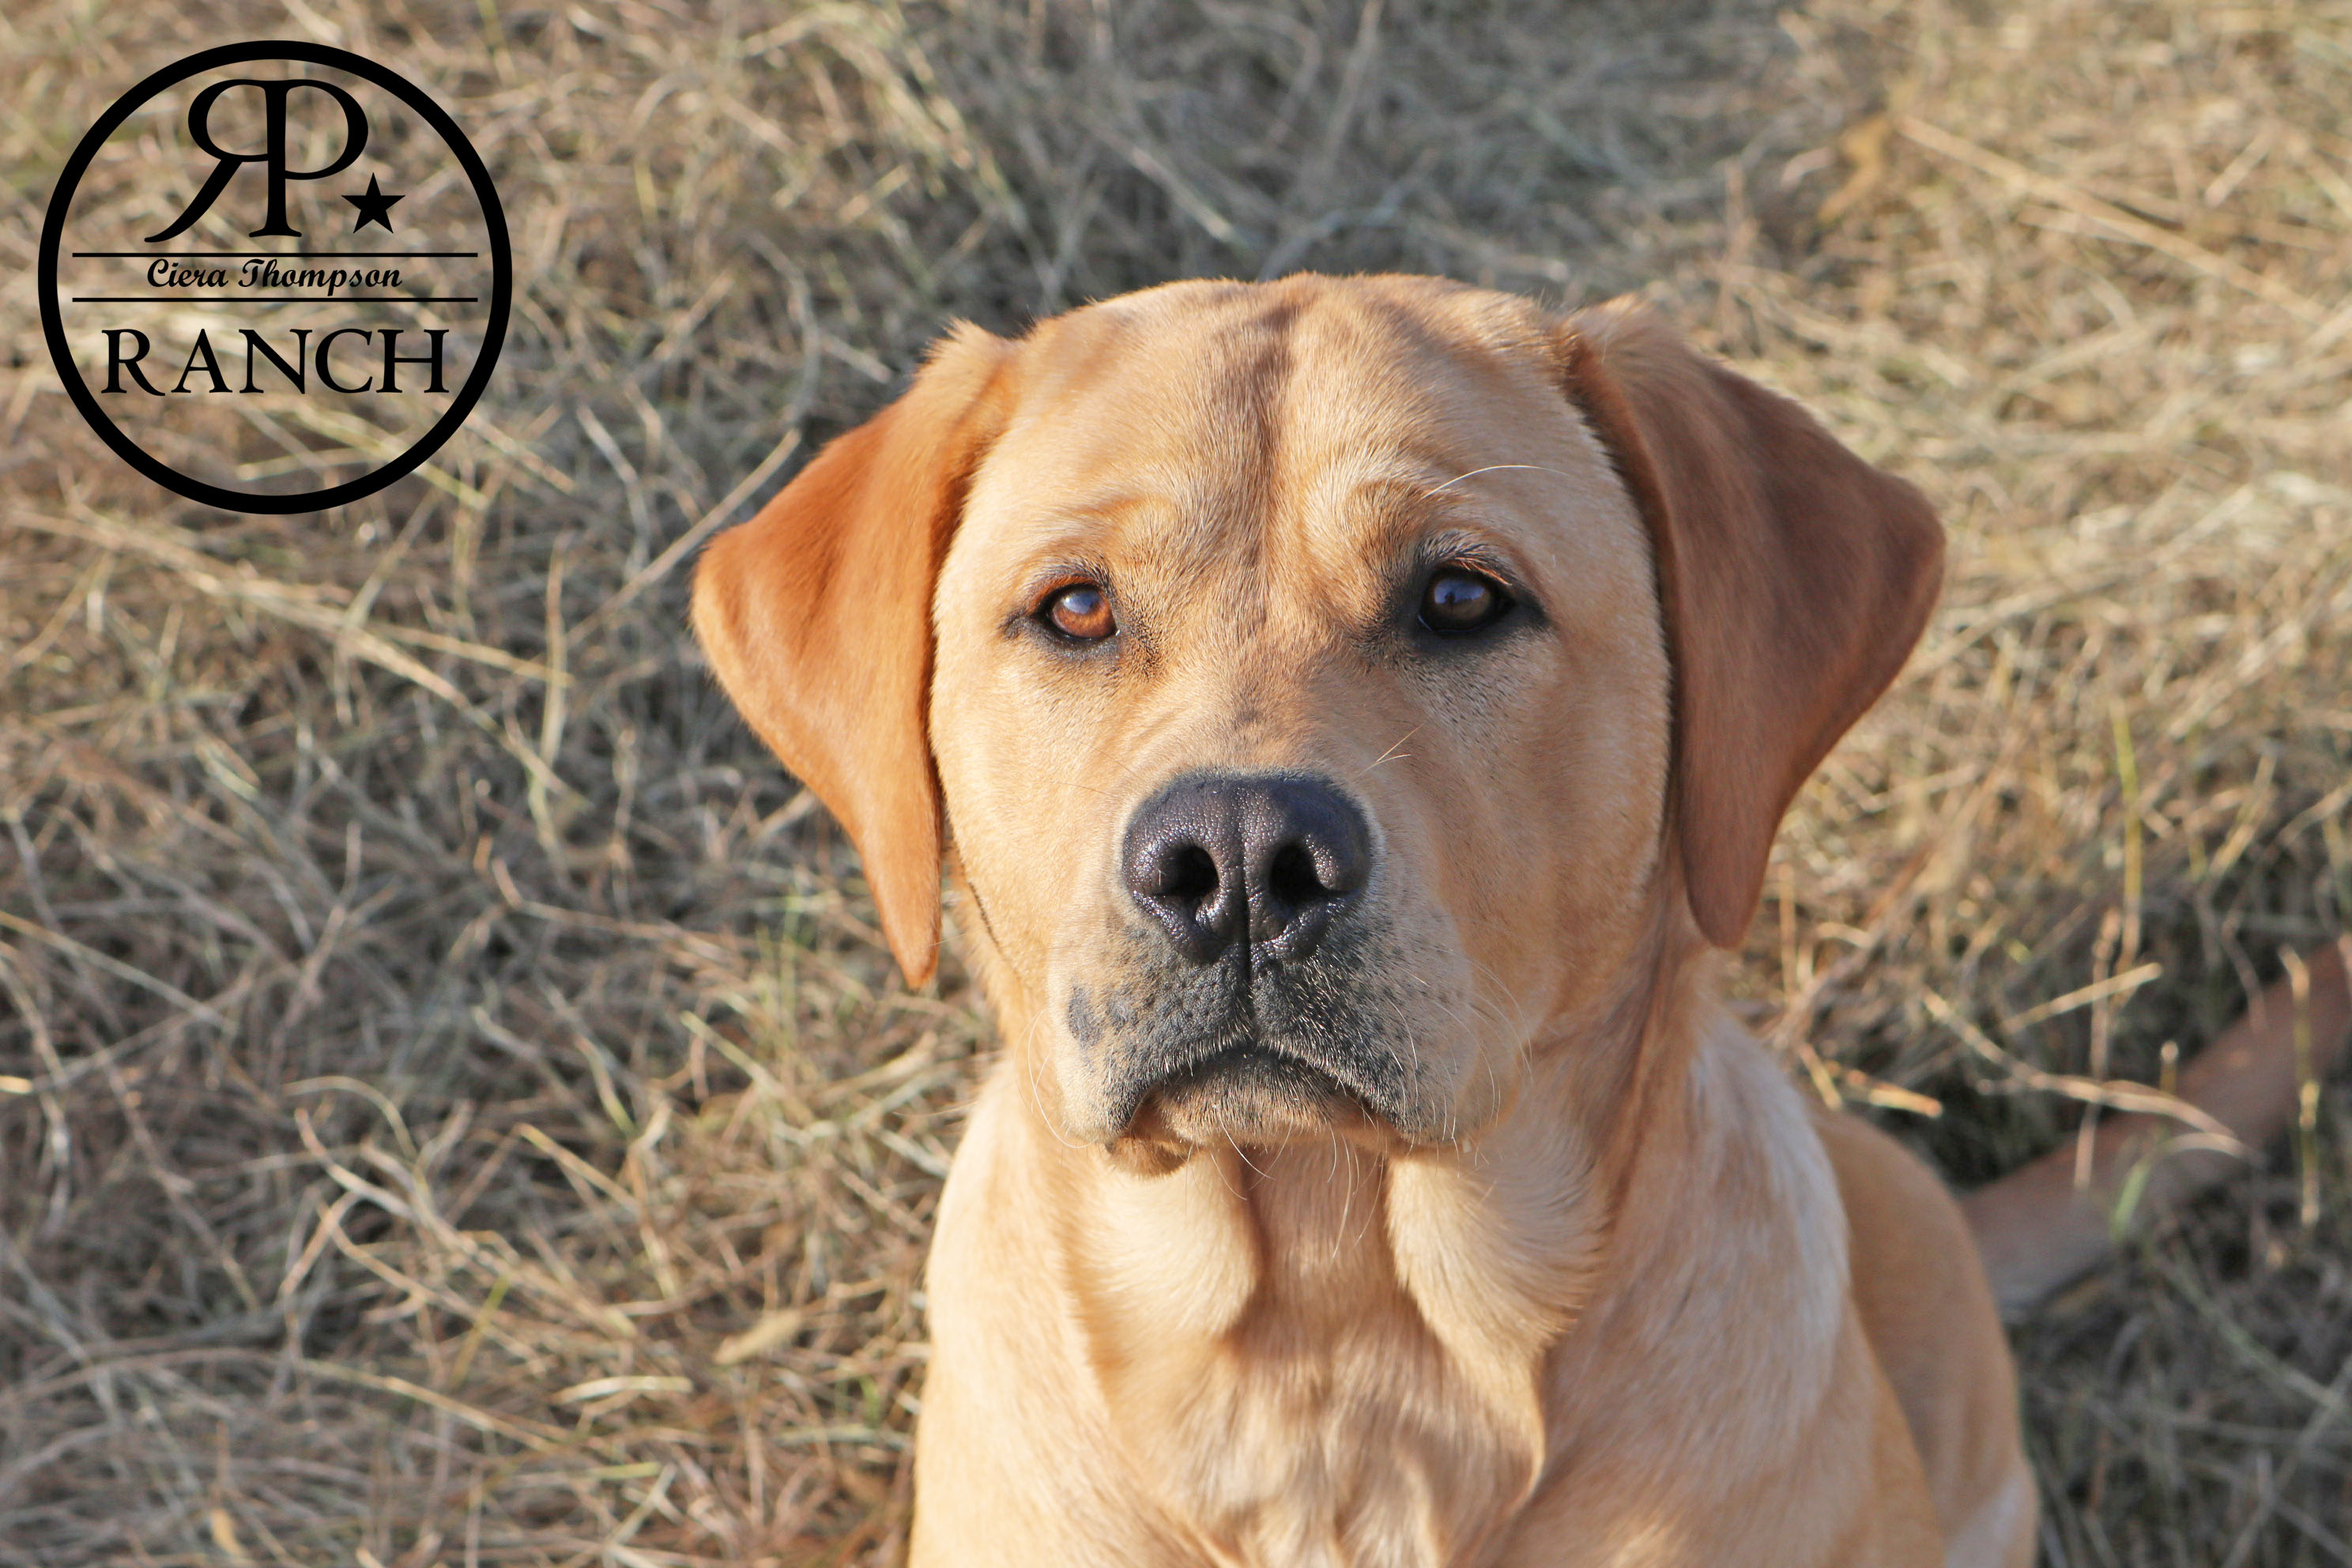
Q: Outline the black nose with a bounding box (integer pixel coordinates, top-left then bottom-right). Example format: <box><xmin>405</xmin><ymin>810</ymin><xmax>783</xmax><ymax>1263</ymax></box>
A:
<box><xmin>1121</xmin><ymin>773</ymin><xmax>1371</xmax><ymax>967</ymax></box>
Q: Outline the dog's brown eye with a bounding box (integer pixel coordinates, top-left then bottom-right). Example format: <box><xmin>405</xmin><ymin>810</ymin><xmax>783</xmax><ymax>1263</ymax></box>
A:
<box><xmin>1419</xmin><ymin>569</ymin><xmax>1510</xmax><ymax>634</ymax></box>
<box><xmin>1043</xmin><ymin>582</ymin><xmax>1116</xmax><ymax>641</ymax></box>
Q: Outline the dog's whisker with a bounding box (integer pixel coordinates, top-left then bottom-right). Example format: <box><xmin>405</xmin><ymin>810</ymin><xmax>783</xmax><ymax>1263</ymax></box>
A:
<box><xmin>1019</xmin><ymin>1011</ymin><xmax>1090</xmax><ymax>1152</ymax></box>
<box><xmin>1362</xmin><ymin>724</ymin><xmax>1423</xmax><ymax>775</ymax></box>
<box><xmin>1423</xmin><ymin>463</ymin><xmax>1577</xmax><ymax>496</ymax></box>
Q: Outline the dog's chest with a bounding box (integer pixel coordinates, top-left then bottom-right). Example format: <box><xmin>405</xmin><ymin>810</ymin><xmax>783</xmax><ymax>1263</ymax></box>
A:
<box><xmin>1178</xmin><ymin>1317</ymin><xmax>1536</xmax><ymax>1567</ymax></box>
<box><xmin>1068</xmin><ymin>1152</ymin><xmax>1548</xmax><ymax>1568</ymax></box>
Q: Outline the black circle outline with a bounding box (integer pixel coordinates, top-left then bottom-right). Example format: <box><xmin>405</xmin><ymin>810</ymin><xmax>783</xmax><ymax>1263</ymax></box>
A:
<box><xmin>38</xmin><ymin>41</ymin><xmax>511</xmax><ymax>515</ymax></box>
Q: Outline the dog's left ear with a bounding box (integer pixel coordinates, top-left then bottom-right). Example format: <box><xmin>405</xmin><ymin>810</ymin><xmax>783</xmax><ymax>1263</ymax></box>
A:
<box><xmin>1557</xmin><ymin>300</ymin><xmax>1943</xmax><ymax>948</ymax></box>
<box><xmin>692</xmin><ymin>325</ymin><xmax>1014</xmax><ymax>986</ymax></box>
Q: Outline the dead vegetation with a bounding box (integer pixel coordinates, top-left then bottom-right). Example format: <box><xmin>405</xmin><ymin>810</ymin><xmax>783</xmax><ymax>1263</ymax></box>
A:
<box><xmin>2</xmin><ymin>0</ymin><xmax>2349</xmax><ymax>1562</ymax></box>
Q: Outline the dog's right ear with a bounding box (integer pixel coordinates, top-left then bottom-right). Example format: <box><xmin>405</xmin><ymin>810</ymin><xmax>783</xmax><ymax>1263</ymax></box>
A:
<box><xmin>692</xmin><ymin>325</ymin><xmax>1014</xmax><ymax>987</ymax></box>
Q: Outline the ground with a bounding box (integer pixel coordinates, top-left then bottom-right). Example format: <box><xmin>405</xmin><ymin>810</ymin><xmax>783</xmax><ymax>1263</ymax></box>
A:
<box><xmin>2</xmin><ymin>1</ymin><xmax>2350</xmax><ymax>1563</ymax></box>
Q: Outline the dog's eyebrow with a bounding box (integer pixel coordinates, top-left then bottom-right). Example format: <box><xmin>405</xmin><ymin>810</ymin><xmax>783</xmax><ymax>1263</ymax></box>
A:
<box><xmin>1018</xmin><ymin>489</ymin><xmax>1169</xmax><ymax>531</ymax></box>
<box><xmin>1343</xmin><ymin>456</ymin><xmax>1578</xmax><ymax>506</ymax></box>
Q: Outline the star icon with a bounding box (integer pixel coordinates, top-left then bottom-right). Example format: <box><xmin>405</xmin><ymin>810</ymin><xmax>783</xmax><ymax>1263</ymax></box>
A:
<box><xmin>343</xmin><ymin>175</ymin><xmax>405</xmax><ymax>233</ymax></box>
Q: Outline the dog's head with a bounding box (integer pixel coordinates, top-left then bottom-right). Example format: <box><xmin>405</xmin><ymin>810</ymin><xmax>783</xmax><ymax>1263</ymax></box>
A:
<box><xmin>694</xmin><ymin>276</ymin><xmax>1939</xmax><ymax>1165</ymax></box>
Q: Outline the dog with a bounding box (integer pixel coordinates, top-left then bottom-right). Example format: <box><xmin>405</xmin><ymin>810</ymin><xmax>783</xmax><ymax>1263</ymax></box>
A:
<box><xmin>692</xmin><ymin>273</ymin><xmax>2352</xmax><ymax>1566</ymax></box>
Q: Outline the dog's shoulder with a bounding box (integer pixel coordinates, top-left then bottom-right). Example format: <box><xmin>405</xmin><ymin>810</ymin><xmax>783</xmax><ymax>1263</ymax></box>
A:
<box><xmin>1812</xmin><ymin>1106</ymin><xmax>2032</xmax><ymax>1566</ymax></box>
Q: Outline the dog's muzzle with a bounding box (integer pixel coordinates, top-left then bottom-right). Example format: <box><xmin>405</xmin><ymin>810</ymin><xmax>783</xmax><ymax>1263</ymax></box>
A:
<box><xmin>1067</xmin><ymin>771</ymin><xmax>1442</xmax><ymax>1147</ymax></box>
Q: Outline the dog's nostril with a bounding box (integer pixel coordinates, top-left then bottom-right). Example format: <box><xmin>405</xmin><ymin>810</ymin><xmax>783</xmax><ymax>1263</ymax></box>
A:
<box><xmin>1266</xmin><ymin>842</ymin><xmax>1331</xmax><ymax>907</ymax></box>
<box><xmin>1125</xmin><ymin>816</ymin><xmax>1243</xmax><ymax>966</ymax></box>
<box><xmin>1160</xmin><ymin>844</ymin><xmax>1219</xmax><ymax>906</ymax></box>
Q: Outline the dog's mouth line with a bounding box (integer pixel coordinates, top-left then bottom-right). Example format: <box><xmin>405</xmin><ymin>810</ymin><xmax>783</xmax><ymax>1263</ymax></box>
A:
<box><xmin>1161</xmin><ymin>1039</ymin><xmax>1353</xmax><ymax>1096</ymax></box>
<box><xmin>1108</xmin><ymin>1031</ymin><xmax>1392</xmax><ymax>1144</ymax></box>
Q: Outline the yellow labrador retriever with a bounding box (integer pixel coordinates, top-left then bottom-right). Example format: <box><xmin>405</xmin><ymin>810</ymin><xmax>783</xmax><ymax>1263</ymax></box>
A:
<box><xmin>692</xmin><ymin>274</ymin><xmax>2352</xmax><ymax>1566</ymax></box>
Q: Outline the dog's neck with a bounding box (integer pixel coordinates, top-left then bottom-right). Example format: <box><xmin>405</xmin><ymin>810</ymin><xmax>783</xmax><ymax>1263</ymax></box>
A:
<box><xmin>948</xmin><ymin>921</ymin><xmax>1851</xmax><ymax>1566</ymax></box>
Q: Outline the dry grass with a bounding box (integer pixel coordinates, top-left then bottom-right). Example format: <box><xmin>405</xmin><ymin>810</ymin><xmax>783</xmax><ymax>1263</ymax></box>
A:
<box><xmin>2</xmin><ymin>0</ymin><xmax>2349</xmax><ymax>1562</ymax></box>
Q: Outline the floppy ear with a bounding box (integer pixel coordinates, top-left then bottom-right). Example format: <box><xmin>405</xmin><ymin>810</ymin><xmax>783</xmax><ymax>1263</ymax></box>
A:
<box><xmin>1557</xmin><ymin>299</ymin><xmax>1943</xmax><ymax>948</ymax></box>
<box><xmin>692</xmin><ymin>324</ymin><xmax>1014</xmax><ymax>986</ymax></box>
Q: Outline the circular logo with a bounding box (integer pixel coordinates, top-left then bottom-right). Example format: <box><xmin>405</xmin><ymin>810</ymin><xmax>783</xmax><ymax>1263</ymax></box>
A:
<box><xmin>38</xmin><ymin>42</ymin><xmax>511</xmax><ymax>514</ymax></box>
